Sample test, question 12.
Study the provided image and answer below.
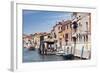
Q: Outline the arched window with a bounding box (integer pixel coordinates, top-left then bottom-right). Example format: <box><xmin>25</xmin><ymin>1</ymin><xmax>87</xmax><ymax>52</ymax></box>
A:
<box><xmin>79</xmin><ymin>22</ymin><xmax>82</xmax><ymax>27</ymax></box>
<box><xmin>67</xmin><ymin>24</ymin><xmax>68</xmax><ymax>29</ymax></box>
<box><xmin>54</xmin><ymin>33</ymin><xmax>56</xmax><ymax>38</ymax></box>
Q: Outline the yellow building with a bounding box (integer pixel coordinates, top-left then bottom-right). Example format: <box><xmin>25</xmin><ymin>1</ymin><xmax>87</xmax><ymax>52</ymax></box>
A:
<box><xmin>51</xmin><ymin>20</ymin><xmax>72</xmax><ymax>48</ymax></box>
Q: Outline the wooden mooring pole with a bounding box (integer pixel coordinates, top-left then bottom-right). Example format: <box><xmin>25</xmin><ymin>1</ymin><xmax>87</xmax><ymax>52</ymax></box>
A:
<box><xmin>80</xmin><ymin>46</ymin><xmax>84</xmax><ymax>59</ymax></box>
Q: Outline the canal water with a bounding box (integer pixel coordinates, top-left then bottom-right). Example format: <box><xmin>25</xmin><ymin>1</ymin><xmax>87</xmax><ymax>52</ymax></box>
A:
<box><xmin>23</xmin><ymin>48</ymin><xmax>80</xmax><ymax>62</ymax></box>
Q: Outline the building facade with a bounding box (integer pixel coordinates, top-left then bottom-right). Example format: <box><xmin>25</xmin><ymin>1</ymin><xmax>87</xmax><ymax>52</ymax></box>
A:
<box><xmin>71</xmin><ymin>12</ymin><xmax>91</xmax><ymax>58</ymax></box>
<box><xmin>51</xmin><ymin>20</ymin><xmax>72</xmax><ymax>49</ymax></box>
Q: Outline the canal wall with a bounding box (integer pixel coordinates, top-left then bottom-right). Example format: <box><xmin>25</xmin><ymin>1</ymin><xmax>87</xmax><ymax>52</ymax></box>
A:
<box><xmin>71</xmin><ymin>43</ymin><xmax>91</xmax><ymax>59</ymax></box>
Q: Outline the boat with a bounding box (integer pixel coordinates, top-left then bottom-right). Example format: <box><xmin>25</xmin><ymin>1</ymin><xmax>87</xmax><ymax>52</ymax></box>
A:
<box><xmin>56</xmin><ymin>49</ymin><xmax>65</xmax><ymax>56</ymax></box>
<box><xmin>28</xmin><ymin>46</ymin><xmax>35</xmax><ymax>51</ymax></box>
<box><xmin>63</xmin><ymin>54</ymin><xmax>74</xmax><ymax>60</ymax></box>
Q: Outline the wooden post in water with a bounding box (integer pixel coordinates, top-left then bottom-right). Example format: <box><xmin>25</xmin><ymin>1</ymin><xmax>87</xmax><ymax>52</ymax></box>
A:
<box><xmin>81</xmin><ymin>46</ymin><xmax>84</xmax><ymax>59</ymax></box>
<box><xmin>71</xmin><ymin>46</ymin><xmax>73</xmax><ymax>54</ymax></box>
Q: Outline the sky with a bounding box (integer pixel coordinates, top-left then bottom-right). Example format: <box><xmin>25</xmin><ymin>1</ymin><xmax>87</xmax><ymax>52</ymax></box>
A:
<box><xmin>23</xmin><ymin>10</ymin><xmax>73</xmax><ymax>35</ymax></box>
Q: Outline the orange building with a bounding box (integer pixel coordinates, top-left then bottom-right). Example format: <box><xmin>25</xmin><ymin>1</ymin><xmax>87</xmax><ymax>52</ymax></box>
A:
<box><xmin>51</xmin><ymin>20</ymin><xmax>72</xmax><ymax>48</ymax></box>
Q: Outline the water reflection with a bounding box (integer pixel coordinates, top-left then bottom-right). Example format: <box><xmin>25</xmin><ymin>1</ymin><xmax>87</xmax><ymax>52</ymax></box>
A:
<box><xmin>23</xmin><ymin>48</ymin><xmax>81</xmax><ymax>62</ymax></box>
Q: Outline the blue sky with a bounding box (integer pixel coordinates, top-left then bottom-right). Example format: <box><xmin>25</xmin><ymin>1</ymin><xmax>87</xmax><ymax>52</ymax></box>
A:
<box><xmin>23</xmin><ymin>10</ymin><xmax>72</xmax><ymax>34</ymax></box>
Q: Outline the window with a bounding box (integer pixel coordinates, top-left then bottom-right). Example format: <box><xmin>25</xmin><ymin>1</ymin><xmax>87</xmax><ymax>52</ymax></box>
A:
<box><xmin>86</xmin><ymin>22</ymin><xmax>88</xmax><ymax>25</ymax></box>
<box><xmin>61</xmin><ymin>26</ymin><xmax>62</xmax><ymax>30</ymax></box>
<box><xmin>63</xmin><ymin>35</ymin><xmax>64</xmax><ymax>38</ymax></box>
<box><xmin>77</xmin><ymin>17</ymin><xmax>78</xmax><ymax>19</ymax></box>
<box><xmin>70</xmin><ymin>24</ymin><xmax>72</xmax><ymax>28</ymax></box>
<box><xmin>86</xmin><ymin>22</ymin><xmax>88</xmax><ymax>31</ymax></box>
<box><xmin>86</xmin><ymin>34</ymin><xmax>88</xmax><ymax>42</ymax></box>
<box><xmin>62</xmin><ymin>26</ymin><xmax>65</xmax><ymax>30</ymax></box>
<box><xmin>67</xmin><ymin>24</ymin><xmax>68</xmax><ymax>29</ymax></box>
<box><xmin>54</xmin><ymin>33</ymin><xmax>56</xmax><ymax>38</ymax></box>
<box><xmin>58</xmin><ymin>26</ymin><xmax>60</xmax><ymax>30</ymax></box>
<box><xmin>79</xmin><ymin>15</ymin><xmax>81</xmax><ymax>18</ymax></box>
<box><xmin>65</xmin><ymin>34</ymin><xmax>68</xmax><ymax>40</ymax></box>
<box><xmin>79</xmin><ymin>22</ymin><xmax>82</xmax><ymax>27</ymax></box>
